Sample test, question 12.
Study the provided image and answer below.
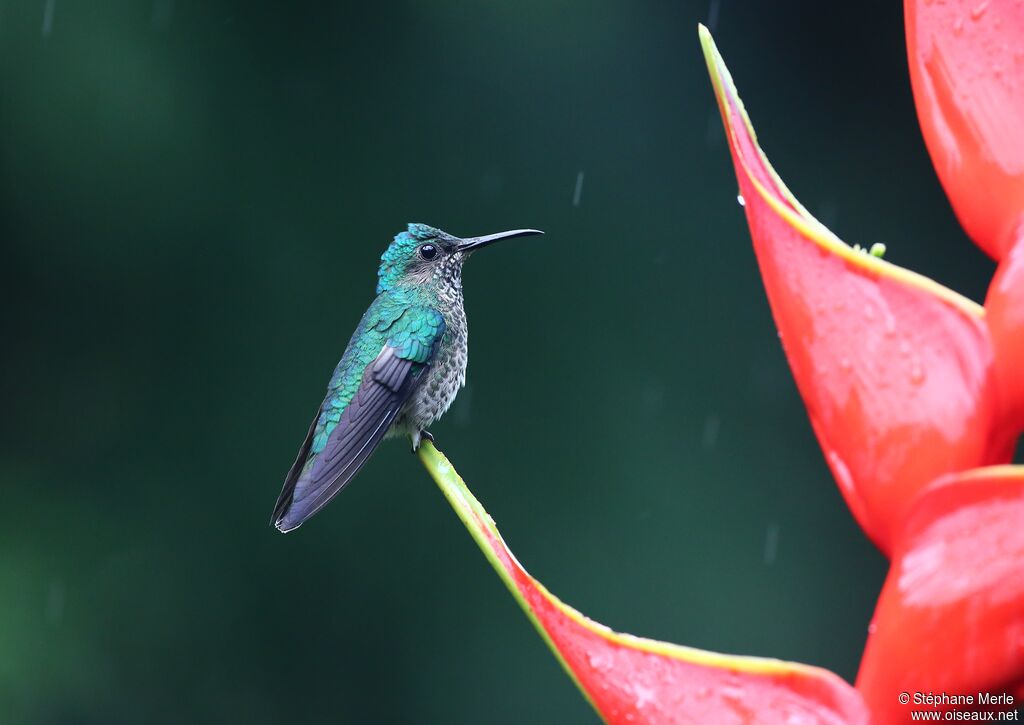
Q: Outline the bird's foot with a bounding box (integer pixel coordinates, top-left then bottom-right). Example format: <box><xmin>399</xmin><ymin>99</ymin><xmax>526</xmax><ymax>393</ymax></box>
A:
<box><xmin>410</xmin><ymin>429</ymin><xmax>434</xmax><ymax>452</ymax></box>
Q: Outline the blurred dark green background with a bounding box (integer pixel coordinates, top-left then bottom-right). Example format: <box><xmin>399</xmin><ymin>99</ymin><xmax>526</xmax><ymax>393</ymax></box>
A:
<box><xmin>0</xmin><ymin>1</ymin><xmax>1005</xmax><ymax>722</ymax></box>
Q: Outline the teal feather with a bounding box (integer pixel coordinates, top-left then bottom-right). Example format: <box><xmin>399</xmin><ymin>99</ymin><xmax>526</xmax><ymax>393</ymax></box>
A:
<box><xmin>310</xmin><ymin>292</ymin><xmax>444</xmax><ymax>456</ymax></box>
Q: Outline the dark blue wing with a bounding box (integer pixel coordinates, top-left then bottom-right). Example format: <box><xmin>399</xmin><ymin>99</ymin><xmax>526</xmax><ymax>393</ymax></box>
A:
<box><xmin>272</xmin><ymin>306</ymin><xmax>446</xmax><ymax>532</ymax></box>
<box><xmin>272</xmin><ymin>346</ymin><xmax>426</xmax><ymax>532</ymax></box>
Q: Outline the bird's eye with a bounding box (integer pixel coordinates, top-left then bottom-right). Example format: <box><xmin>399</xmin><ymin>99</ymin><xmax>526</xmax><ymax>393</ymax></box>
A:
<box><xmin>419</xmin><ymin>244</ymin><xmax>438</xmax><ymax>260</ymax></box>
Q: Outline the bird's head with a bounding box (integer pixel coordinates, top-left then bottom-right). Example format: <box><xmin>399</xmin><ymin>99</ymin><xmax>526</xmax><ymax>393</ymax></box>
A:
<box><xmin>376</xmin><ymin>223</ymin><xmax>543</xmax><ymax>294</ymax></box>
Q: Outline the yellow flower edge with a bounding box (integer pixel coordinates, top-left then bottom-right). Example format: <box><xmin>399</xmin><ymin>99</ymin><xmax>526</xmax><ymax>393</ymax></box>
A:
<box><xmin>952</xmin><ymin>464</ymin><xmax>1024</xmax><ymax>482</ymax></box>
<box><xmin>417</xmin><ymin>440</ymin><xmax>854</xmax><ymax>713</ymax></box>
<box><xmin>697</xmin><ymin>24</ymin><xmax>985</xmax><ymax>320</ymax></box>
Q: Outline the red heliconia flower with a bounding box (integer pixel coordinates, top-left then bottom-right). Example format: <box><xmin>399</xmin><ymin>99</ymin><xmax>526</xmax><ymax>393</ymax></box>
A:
<box><xmin>700</xmin><ymin>5</ymin><xmax>1024</xmax><ymax>719</ymax></box>
<box><xmin>700</xmin><ymin>24</ymin><xmax>1012</xmax><ymax>555</ymax></box>
<box><xmin>412</xmin><ymin>11</ymin><xmax>1024</xmax><ymax>724</ymax></box>
<box><xmin>857</xmin><ymin>466</ymin><xmax>1024</xmax><ymax>723</ymax></box>
<box><xmin>905</xmin><ymin>0</ymin><xmax>1024</xmax><ymax>434</ymax></box>
<box><xmin>905</xmin><ymin>0</ymin><xmax>1024</xmax><ymax>261</ymax></box>
<box><xmin>419</xmin><ymin>442</ymin><xmax>870</xmax><ymax>725</ymax></box>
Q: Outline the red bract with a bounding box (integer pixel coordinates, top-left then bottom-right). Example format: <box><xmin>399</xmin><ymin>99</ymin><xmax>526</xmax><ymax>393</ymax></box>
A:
<box><xmin>700</xmin><ymin>8</ymin><xmax>1024</xmax><ymax>720</ymax></box>
<box><xmin>418</xmin><ymin>442</ymin><xmax>869</xmax><ymax>725</ymax></box>
<box><xmin>905</xmin><ymin>0</ymin><xmax>1024</xmax><ymax>262</ymax></box>
<box><xmin>986</xmin><ymin>244</ymin><xmax>1024</xmax><ymax>429</ymax></box>
<box><xmin>857</xmin><ymin>466</ymin><xmax>1024</xmax><ymax>723</ymax></box>
<box><xmin>906</xmin><ymin>0</ymin><xmax>1024</xmax><ymax>438</ymax></box>
<box><xmin>700</xmin><ymin>26</ymin><xmax>1010</xmax><ymax>554</ymax></box>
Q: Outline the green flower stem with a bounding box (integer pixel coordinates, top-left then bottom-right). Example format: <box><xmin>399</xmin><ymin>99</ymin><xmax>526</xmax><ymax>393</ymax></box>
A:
<box><xmin>415</xmin><ymin>440</ymin><xmax>598</xmax><ymax>715</ymax></box>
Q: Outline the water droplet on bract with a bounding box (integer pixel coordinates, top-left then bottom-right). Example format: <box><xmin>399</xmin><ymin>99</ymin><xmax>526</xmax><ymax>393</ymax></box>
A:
<box><xmin>635</xmin><ymin>685</ymin><xmax>656</xmax><ymax>710</ymax></box>
<box><xmin>868</xmin><ymin>622</ymin><xmax>878</xmax><ymax>635</ymax></box>
<box><xmin>722</xmin><ymin>682</ymin><xmax>744</xmax><ymax>700</ymax></box>
<box><xmin>840</xmin><ymin>357</ymin><xmax>851</xmax><ymax>371</ymax></box>
<box><xmin>971</xmin><ymin>1</ymin><xmax>989</xmax><ymax>20</ymax></box>
<box><xmin>864</xmin><ymin>305</ymin><xmax>875</xmax><ymax>322</ymax></box>
<box><xmin>899</xmin><ymin>339</ymin><xmax>911</xmax><ymax>356</ymax></box>
<box><xmin>910</xmin><ymin>362</ymin><xmax>925</xmax><ymax>385</ymax></box>
<box><xmin>737</xmin><ymin>193</ymin><xmax>746</xmax><ymax>207</ymax></box>
<box><xmin>954</xmin><ymin>16</ymin><xmax>965</xmax><ymax>34</ymax></box>
<box><xmin>587</xmin><ymin>651</ymin><xmax>612</xmax><ymax>672</ymax></box>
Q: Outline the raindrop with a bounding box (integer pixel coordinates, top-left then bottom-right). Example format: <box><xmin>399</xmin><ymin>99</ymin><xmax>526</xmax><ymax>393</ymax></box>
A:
<box><xmin>839</xmin><ymin>356</ymin><xmax>851</xmax><ymax>371</ymax></box>
<box><xmin>634</xmin><ymin>684</ymin><xmax>656</xmax><ymax>709</ymax></box>
<box><xmin>736</xmin><ymin>193</ymin><xmax>746</xmax><ymax>207</ymax></box>
<box><xmin>587</xmin><ymin>650</ymin><xmax>610</xmax><ymax>671</ymax></box>
<box><xmin>954</xmin><ymin>17</ymin><xmax>965</xmax><ymax>35</ymax></box>
<box><xmin>706</xmin><ymin>0</ymin><xmax>720</xmax><ymax>32</ymax></box>
<box><xmin>899</xmin><ymin>339</ymin><xmax>911</xmax><ymax>356</ymax></box>
<box><xmin>41</xmin><ymin>0</ymin><xmax>54</xmax><ymax>37</ymax></box>
<box><xmin>572</xmin><ymin>171</ymin><xmax>585</xmax><ymax>207</ymax></box>
<box><xmin>722</xmin><ymin>681</ymin><xmax>744</xmax><ymax>700</ymax></box>
<box><xmin>971</xmin><ymin>1</ymin><xmax>989</xmax><ymax>20</ymax></box>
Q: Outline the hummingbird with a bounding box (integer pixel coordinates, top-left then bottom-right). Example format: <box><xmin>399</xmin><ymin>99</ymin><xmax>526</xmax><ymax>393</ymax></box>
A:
<box><xmin>271</xmin><ymin>223</ymin><xmax>544</xmax><ymax>532</ymax></box>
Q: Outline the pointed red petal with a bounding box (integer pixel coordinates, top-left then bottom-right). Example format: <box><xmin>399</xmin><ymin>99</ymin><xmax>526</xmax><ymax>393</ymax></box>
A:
<box><xmin>905</xmin><ymin>0</ymin><xmax>1024</xmax><ymax>261</ymax></box>
<box><xmin>856</xmin><ymin>466</ymin><xmax>1024</xmax><ymax>722</ymax></box>
<box><xmin>700</xmin><ymin>26</ymin><xmax>1005</xmax><ymax>553</ymax></box>
<box><xmin>418</xmin><ymin>442</ymin><xmax>868</xmax><ymax>725</ymax></box>
<box><xmin>986</xmin><ymin>240</ymin><xmax>1024</xmax><ymax>433</ymax></box>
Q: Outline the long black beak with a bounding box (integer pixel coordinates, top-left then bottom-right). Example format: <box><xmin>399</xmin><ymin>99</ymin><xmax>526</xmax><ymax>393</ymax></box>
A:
<box><xmin>456</xmin><ymin>228</ymin><xmax>544</xmax><ymax>252</ymax></box>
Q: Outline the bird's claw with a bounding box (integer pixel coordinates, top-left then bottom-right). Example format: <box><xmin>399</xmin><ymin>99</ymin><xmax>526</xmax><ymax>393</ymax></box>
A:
<box><xmin>410</xmin><ymin>429</ymin><xmax>435</xmax><ymax>451</ymax></box>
